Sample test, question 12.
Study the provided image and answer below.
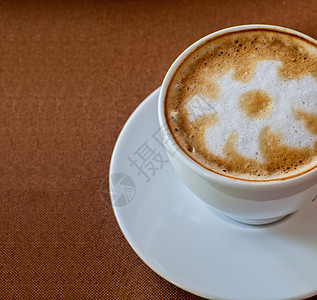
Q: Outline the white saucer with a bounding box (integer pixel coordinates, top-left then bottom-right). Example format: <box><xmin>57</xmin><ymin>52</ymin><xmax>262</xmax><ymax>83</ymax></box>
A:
<box><xmin>109</xmin><ymin>88</ymin><xmax>317</xmax><ymax>300</ymax></box>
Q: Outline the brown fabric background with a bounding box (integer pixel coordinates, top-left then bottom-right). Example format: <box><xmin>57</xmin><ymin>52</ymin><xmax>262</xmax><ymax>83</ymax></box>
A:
<box><xmin>1</xmin><ymin>0</ymin><xmax>317</xmax><ymax>298</ymax></box>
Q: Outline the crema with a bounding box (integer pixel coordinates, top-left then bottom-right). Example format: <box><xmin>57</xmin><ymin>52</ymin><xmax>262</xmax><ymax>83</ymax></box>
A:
<box><xmin>165</xmin><ymin>29</ymin><xmax>317</xmax><ymax>181</ymax></box>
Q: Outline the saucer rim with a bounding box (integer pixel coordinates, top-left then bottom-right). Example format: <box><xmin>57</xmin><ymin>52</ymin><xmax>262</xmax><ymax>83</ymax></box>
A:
<box><xmin>109</xmin><ymin>87</ymin><xmax>217</xmax><ymax>299</ymax></box>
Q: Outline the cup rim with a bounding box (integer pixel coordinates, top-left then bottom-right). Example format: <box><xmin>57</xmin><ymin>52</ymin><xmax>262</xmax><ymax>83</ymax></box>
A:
<box><xmin>158</xmin><ymin>24</ymin><xmax>317</xmax><ymax>187</ymax></box>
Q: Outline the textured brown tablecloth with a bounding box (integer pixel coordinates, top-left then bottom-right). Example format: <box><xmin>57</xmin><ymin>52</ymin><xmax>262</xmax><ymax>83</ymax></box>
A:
<box><xmin>1</xmin><ymin>0</ymin><xmax>317</xmax><ymax>299</ymax></box>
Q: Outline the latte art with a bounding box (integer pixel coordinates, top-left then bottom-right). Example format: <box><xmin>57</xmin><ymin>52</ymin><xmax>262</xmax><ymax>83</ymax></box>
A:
<box><xmin>165</xmin><ymin>29</ymin><xmax>317</xmax><ymax>180</ymax></box>
<box><xmin>186</xmin><ymin>60</ymin><xmax>317</xmax><ymax>160</ymax></box>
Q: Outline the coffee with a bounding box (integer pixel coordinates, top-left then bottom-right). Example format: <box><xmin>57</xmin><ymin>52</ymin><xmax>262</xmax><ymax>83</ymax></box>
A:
<box><xmin>165</xmin><ymin>29</ymin><xmax>317</xmax><ymax>181</ymax></box>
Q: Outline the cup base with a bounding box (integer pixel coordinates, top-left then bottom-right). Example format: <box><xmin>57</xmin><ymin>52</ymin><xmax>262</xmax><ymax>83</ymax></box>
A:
<box><xmin>224</xmin><ymin>213</ymin><xmax>289</xmax><ymax>225</ymax></box>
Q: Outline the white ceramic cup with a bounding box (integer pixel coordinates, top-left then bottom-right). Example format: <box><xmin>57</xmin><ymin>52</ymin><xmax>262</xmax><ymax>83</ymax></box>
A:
<box><xmin>158</xmin><ymin>24</ymin><xmax>317</xmax><ymax>225</ymax></box>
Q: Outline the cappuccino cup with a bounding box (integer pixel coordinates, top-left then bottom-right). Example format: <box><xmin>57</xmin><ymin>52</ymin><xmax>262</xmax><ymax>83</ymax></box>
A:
<box><xmin>158</xmin><ymin>24</ymin><xmax>317</xmax><ymax>225</ymax></box>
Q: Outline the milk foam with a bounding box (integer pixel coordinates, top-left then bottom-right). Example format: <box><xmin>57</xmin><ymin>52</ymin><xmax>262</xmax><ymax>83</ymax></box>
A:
<box><xmin>185</xmin><ymin>60</ymin><xmax>317</xmax><ymax>161</ymax></box>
